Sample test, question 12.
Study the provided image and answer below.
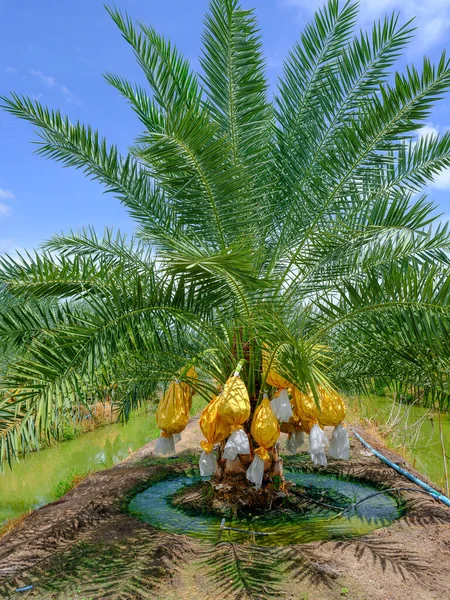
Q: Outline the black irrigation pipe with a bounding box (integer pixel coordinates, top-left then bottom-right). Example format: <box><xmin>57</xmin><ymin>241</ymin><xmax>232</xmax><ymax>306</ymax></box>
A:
<box><xmin>293</xmin><ymin>486</ymin><xmax>442</xmax><ymax>515</ymax></box>
<box><xmin>217</xmin><ymin>486</ymin><xmax>440</xmax><ymax>540</ymax></box>
<box><xmin>346</xmin><ymin>487</ymin><xmax>443</xmax><ymax>514</ymax></box>
<box><xmin>290</xmin><ymin>488</ymin><xmax>345</xmax><ymax>512</ymax></box>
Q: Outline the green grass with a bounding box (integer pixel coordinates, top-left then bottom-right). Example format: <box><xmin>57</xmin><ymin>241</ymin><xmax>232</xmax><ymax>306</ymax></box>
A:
<box><xmin>52</xmin><ymin>471</ymin><xmax>90</xmax><ymax>500</ymax></box>
<box><xmin>190</xmin><ymin>393</ymin><xmax>206</xmax><ymax>415</ymax></box>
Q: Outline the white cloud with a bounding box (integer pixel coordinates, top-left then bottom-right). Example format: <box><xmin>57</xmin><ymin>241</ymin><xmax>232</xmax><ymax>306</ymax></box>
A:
<box><xmin>431</xmin><ymin>169</ymin><xmax>450</xmax><ymax>190</ymax></box>
<box><xmin>0</xmin><ymin>203</ymin><xmax>11</xmax><ymax>217</ymax></box>
<box><xmin>62</xmin><ymin>89</ymin><xmax>82</xmax><ymax>106</ymax></box>
<box><xmin>0</xmin><ymin>189</ymin><xmax>14</xmax><ymax>200</ymax></box>
<box><xmin>5</xmin><ymin>66</ymin><xmax>18</xmax><ymax>74</ymax></box>
<box><xmin>0</xmin><ymin>240</ymin><xmax>27</xmax><ymax>255</ymax></box>
<box><xmin>281</xmin><ymin>0</ymin><xmax>450</xmax><ymax>51</ymax></box>
<box><xmin>30</xmin><ymin>69</ymin><xmax>56</xmax><ymax>87</ymax></box>
<box><xmin>30</xmin><ymin>69</ymin><xmax>81</xmax><ymax>106</ymax></box>
<box><xmin>418</xmin><ymin>124</ymin><xmax>440</xmax><ymax>139</ymax></box>
<box><xmin>65</xmin><ymin>96</ymin><xmax>82</xmax><ymax>106</ymax></box>
<box><xmin>417</xmin><ymin>123</ymin><xmax>450</xmax><ymax>190</ymax></box>
<box><xmin>0</xmin><ymin>239</ymin><xmax>15</xmax><ymax>253</ymax></box>
<box><xmin>0</xmin><ymin>190</ymin><xmax>14</xmax><ymax>218</ymax></box>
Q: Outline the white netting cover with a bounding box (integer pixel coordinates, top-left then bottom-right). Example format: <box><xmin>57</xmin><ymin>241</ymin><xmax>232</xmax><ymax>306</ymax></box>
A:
<box><xmin>286</xmin><ymin>429</ymin><xmax>304</xmax><ymax>454</ymax></box>
<box><xmin>328</xmin><ymin>423</ymin><xmax>350</xmax><ymax>460</ymax></box>
<box><xmin>222</xmin><ymin>428</ymin><xmax>250</xmax><ymax>460</ymax></box>
<box><xmin>154</xmin><ymin>434</ymin><xmax>176</xmax><ymax>456</ymax></box>
<box><xmin>309</xmin><ymin>424</ymin><xmax>328</xmax><ymax>467</ymax></box>
<box><xmin>270</xmin><ymin>389</ymin><xmax>294</xmax><ymax>423</ymax></box>
<box><xmin>199</xmin><ymin>449</ymin><xmax>217</xmax><ymax>477</ymax></box>
<box><xmin>246</xmin><ymin>454</ymin><xmax>265</xmax><ymax>489</ymax></box>
<box><xmin>173</xmin><ymin>433</ymin><xmax>181</xmax><ymax>444</ymax></box>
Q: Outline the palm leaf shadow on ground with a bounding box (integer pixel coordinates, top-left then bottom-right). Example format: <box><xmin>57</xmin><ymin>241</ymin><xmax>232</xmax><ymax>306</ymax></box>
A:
<box><xmin>402</xmin><ymin>497</ymin><xmax>450</xmax><ymax>527</ymax></box>
<box><xmin>1</xmin><ymin>519</ymin><xmax>443</xmax><ymax>600</ymax></box>
<box><xmin>313</xmin><ymin>459</ymin><xmax>450</xmax><ymax>528</ymax></box>
<box><xmin>0</xmin><ymin>524</ymin><xmax>195</xmax><ymax>600</ymax></box>
<box><xmin>199</xmin><ymin>541</ymin><xmax>340</xmax><ymax>599</ymax></box>
<box><xmin>325</xmin><ymin>536</ymin><xmax>432</xmax><ymax>583</ymax></box>
<box><xmin>200</xmin><ymin>542</ymin><xmax>286</xmax><ymax>598</ymax></box>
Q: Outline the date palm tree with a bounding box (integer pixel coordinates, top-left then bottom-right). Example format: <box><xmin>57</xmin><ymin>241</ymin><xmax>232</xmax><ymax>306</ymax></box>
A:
<box><xmin>1</xmin><ymin>0</ymin><xmax>450</xmax><ymax>497</ymax></box>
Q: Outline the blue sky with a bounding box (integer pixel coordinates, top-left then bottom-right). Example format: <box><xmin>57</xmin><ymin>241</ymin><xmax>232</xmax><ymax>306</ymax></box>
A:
<box><xmin>1</xmin><ymin>0</ymin><xmax>450</xmax><ymax>254</ymax></box>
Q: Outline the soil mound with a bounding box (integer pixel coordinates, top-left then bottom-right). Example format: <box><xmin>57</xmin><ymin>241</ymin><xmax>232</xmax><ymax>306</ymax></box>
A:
<box><xmin>0</xmin><ymin>422</ymin><xmax>448</xmax><ymax>600</ymax></box>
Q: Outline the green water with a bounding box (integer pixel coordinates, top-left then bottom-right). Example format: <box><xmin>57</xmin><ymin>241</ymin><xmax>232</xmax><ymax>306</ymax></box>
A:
<box><xmin>129</xmin><ymin>473</ymin><xmax>400</xmax><ymax>546</ymax></box>
<box><xmin>353</xmin><ymin>396</ymin><xmax>450</xmax><ymax>489</ymax></box>
<box><xmin>0</xmin><ymin>409</ymin><xmax>162</xmax><ymax>524</ymax></box>
<box><xmin>0</xmin><ymin>394</ymin><xmax>447</xmax><ymax>527</ymax></box>
<box><xmin>0</xmin><ymin>397</ymin><xmax>205</xmax><ymax>525</ymax></box>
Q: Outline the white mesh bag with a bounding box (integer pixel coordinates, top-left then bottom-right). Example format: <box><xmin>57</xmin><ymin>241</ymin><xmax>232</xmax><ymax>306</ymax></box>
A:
<box><xmin>309</xmin><ymin>424</ymin><xmax>328</xmax><ymax>467</ymax></box>
<box><xmin>154</xmin><ymin>434</ymin><xmax>176</xmax><ymax>456</ymax></box>
<box><xmin>246</xmin><ymin>454</ymin><xmax>265</xmax><ymax>489</ymax></box>
<box><xmin>328</xmin><ymin>423</ymin><xmax>350</xmax><ymax>460</ymax></box>
<box><xmin>223</xmin><ymin>429</ymin><xmax>250</xmax><ymax>460</ymax></box>
<box><xmin>286</xmin><ymin>429</ymin><xmax>304</xmax><ymax>454</ymax></box>
<box><xmin>270</xmin><ymin>389</ymin><xmax>293</xmax><ymax>423</ymax></box>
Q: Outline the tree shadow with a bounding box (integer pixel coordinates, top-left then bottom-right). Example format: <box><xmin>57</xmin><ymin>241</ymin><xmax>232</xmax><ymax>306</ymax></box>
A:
<box><xmin>200</xmin><ymin>542</ymin><xmax>285</xmax><ymax>598</ymax></box>
<box><xmin>200</xmin><ymin>541</ymin><xmax>341</xmax><ymax>599</ymax></box>
<box><xmin>283</xmin><ymin>545</ymin><xmax>339</xmax><ymax>589</ymax></box>
<box><xmin>0</xmin><ymin>523</ymin><xmax>196</xmax><ymax>600</ymax></box>
<box><xmin>401</xmin><ymin>496</ymin><xmax>450</xmax><ymax>527</ymax></box>
<box><xmin>325</xmin><ymin>536</ymin><xmax>431</xmax><ymax>583</ymax></box>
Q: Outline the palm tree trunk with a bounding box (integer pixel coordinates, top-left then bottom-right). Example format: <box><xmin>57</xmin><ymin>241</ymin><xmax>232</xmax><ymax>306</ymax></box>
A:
<box><xmin>212</xmin><ymin>436</ymin><xmax>285</xmax><ymax>511</ymax></box>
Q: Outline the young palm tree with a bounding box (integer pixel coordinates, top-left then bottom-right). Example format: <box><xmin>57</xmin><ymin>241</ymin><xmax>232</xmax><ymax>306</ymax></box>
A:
<box><xmin>1</xmin><ymin>0</ymin><xmax>450</xmax><ymax>502</ymax></box>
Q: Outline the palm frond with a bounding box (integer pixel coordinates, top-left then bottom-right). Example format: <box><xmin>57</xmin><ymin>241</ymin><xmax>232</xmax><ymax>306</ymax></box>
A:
<box><xmin>0</xmin><ymin>94</ymin><xmax>176</xmax><ymax>242</ymax></box>
<box><xmin>201</xmin><ymin>0</ymin><xmax>272</xmax><ymax>172</ymax></box>
<box><xmin>2</xmin><ymin>0</ymin><xmax>450</xmax><ymax>470</ymax></box>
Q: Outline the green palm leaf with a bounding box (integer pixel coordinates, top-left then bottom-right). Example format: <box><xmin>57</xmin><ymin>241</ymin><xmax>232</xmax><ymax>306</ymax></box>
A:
<box><xmin>2</xmin><ymin>0</ymin><xmax>450</xmax><ymax>469</ymax></box>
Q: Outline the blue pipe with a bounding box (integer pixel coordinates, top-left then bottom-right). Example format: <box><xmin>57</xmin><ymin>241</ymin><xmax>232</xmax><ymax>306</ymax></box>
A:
<box><xmin>352</xmin><ymin>429</ymin><xmax>450</xmax><ymax>508</ymax></box>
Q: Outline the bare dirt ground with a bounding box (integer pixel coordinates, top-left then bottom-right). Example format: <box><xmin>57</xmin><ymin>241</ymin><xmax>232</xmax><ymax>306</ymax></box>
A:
<box><xmin>0</xmin><ymin>417</ymin><xmax>449</xmax><ymax>600</ymax></box>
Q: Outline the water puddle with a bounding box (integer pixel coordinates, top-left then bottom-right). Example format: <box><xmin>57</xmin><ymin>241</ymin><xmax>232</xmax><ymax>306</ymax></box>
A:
<box><xmin>128</xmin><ymin>471</ymin><xmax>401</xmax><ymax>546</ymax></box>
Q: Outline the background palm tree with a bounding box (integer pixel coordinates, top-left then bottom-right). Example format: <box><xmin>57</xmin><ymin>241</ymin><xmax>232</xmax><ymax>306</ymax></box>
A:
<box><xmin>1</xmin><ymin>0</ymin><xmax>450</xmax><ymax>489</ymax></box>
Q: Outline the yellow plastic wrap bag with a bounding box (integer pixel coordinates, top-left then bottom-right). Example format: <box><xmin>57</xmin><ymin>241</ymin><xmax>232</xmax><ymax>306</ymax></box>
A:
<box><xmin>156</xmin><ymin>381</ymin><xmax>189</xmax><ymax>435</ymax></box>
<box><xmin>280</xmin><ymin>420</ymin><xmax>295</xmax><ymax>434</ymax></box>
<box><xmin>315</xmin><ymin>387</ymin><xmax>348</xmax><ymax>460</ymax></box>
<box><xmin>262</xmin><ymin>347</ymin><xmax>291</xmax><ymax>390</ymax></box>
<box><xmin>199</xmin><ymin>395</ymin><xmax>230</xmax><ymax>453</ymax></box>
<box><xmin>250</xmin><ymin>397</ymin><xmax>280</xmax><ymax>461</ymax></box>
<box><xmin>247</xmin><ymin>396</ymin><xmax>280</xmax><ymax>488</ymax></box>
<box><xmin>217</xmin><ymin>375</ymin><xmax>251</xmax><ymax>460</ymax></box>
<box><xmin>291</xmin><ymin>385</ymin><xmax>346</xmax><ymax>430</ymax></box>
<box><xmin>155</xmin><ymin>381</ymin><xmax>189</xmax><ymax>455</ymax></box>
<box><xmin>180</xmin><ymin>365</ymin><xmax>197</xmax><ymax>413</ymax></box>
<box><xmin>291</xmin><ymin>385</ymin><xmax>348</xmax><ymax>464</ymax></box>
<box><xmin>291</xmin><ymin>386</ymin><xmax>319</xmax><ymax>434</ymax></box>
<box><xmin>217</xmin><ymin>375</ymin><xmax>250</xmax><ymax>429</ymax></box>
<box><xmin>316</xmin><ymin>386</ymin><xmax>346</xmax><ymax>427</ymax></box>
<box><xmin>198</xmin><ymin>395</ymin><xmax>230</xmax><ymax>477</ymax></box>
